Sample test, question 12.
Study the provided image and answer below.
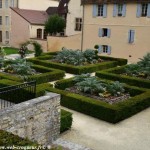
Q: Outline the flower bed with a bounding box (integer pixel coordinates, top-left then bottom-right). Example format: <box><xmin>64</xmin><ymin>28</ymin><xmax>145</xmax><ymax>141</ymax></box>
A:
<box><xmin>44</xmin><ymin>77</ymin><xmax>150</xmax><ymax>123</ymax></box>
<box><xmin>96</xmin><ymin>66</ymin><xmax>150</xmax><ymax>89</ymax></box>
<box><xmin>0</xmin><ymin>63</ymin><xmax>65</xmax><ymax>84</ymax></box>
<box><xmin>28</xmin><ymin>52</ymin><xmax>127</xmax><ymax>74</ymax></box>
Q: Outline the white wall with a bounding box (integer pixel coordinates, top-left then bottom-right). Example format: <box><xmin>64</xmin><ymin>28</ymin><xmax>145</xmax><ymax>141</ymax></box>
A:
<box><xmin>65</xmin><ymin>0</ymin><xmax>83</xmax><ymax>36</ymax></box>
<box><xmin>18</xmin><ymin>0</ymin><xmax>58</xmax><ymax>10</ymax></box>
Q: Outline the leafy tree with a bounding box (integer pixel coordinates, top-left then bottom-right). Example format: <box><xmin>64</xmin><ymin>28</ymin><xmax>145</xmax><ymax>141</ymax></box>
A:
<box><xmin>45</xmin><ymin>14</ymin><xmax>66</xmax><ymax>35</ymax></box>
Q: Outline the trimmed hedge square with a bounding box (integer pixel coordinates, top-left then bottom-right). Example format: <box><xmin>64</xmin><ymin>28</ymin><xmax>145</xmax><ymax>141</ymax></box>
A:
<box><xmin>44</xmin><ymin>78</ymin><xmax>150</xmax><ymax>123</ymax></box>
<box><xmin>0</xmin><ymin>65</ymin><xmax>65</xmax><ymax>84</ymax></box>
<box><xmin>96</xmin><ymin>65</ymin><xmax>150</xmax><ymax>89</ymax></box>
<box><xmin>28</xmin><ymin>54</ymin><xmax>127</xmax><ymax>74</ymax></box>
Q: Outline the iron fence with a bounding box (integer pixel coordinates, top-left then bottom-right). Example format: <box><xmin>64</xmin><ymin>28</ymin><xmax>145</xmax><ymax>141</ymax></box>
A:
<box><xmin>0</xmin><ymin>81</ymin><xmax>36</xmax><ymax>109</ymax></box>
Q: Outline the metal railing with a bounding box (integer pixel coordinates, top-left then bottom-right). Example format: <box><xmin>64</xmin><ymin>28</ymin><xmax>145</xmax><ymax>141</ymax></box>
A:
<box><xmin>0</xmin><ymin>81</ymin><xmax>36</xmax><ymax>110</ymax></box>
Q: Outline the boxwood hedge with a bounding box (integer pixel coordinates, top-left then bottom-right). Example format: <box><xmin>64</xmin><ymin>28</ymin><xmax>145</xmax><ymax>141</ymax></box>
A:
<box><xmin>28</xmin><ymin>54</ymin><xmax>127</xmax><ymax>74</ymax></box>
<box><xmin>61</xmin><ymin>109</ymin><xmax>73</xmax><ymax>133</ymax></box>
<box><xmin>0</xmin><ymin>65</ymin><xmax>65</xmax><ymax>84</ymax></box>
<box><xmin>44</xmin><ymin>78</ymin><xmax>150</xmax><ymax>123</ymax></box>
<box><xmin>96</xmin><ymin>66</ymin><xmax>150</xmax><ymax>89</ymax></box>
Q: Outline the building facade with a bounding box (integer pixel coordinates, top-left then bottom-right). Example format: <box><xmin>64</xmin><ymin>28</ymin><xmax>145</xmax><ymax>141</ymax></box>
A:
<box><xmin>0</xmin><ymin>0</ymin><xmax>18</xmax><ymax>45</ymax></box>
<box><xmin>0</xmin><ymin>0</ymin><xmax>58</xmax><ymax>46</ymax></box>
<box><xmin>82</xmin><ymin>0</ymin><xmax>150</xmax><ymax>63</ymax></box>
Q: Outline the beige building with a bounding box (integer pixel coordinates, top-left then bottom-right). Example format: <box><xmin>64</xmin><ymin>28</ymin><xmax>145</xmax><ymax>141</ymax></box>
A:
<box><xmin>10</xmin><ymin>8</ymin><xmax>49</xmax><ymax>51</ymax></box>
<box><xmin>82</xmin><ymin>0</ymin><xmax>150</xmax><ymax>63</ymax></box>
<box><xmin>0</xmin><ymin>0</ymin><xmax>18</xmax><ymax>45</ymax></box>
<box><xmin>0</xmin><ymin>0</ymin><xmax>58</xmax><ymax>45</ymax></box>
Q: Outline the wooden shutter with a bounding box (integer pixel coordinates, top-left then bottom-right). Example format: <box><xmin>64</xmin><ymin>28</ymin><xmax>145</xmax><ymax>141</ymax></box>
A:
<box><xmin>128</xmin><ymin>30</ymin><xmax>135</xmax><ymax>43</ymax></box>
<box><xmin>122</xmin><ymin>4</ymin><xmax>126</xmax><ymax>17</ymax></box>
<box><xmin>98</xmin><ymin>28</ymin><xmax>103</xmax><ymax>37</ymax></box>
<box><xmin>107</xmin><ymin>46</ymin><xmax>111</xmax><ymax>55</ymax></box>
<box><xmin>136</xmin><ymin>4</ymin><xmax>141</xmax><ymax>17</ymax></box>
<box><xmin>98</xmin><ymin>45</ymin><xmax>102</xmax><ymax>53</ymax></box>
<box><xmin>113</xmin><ymin>4</ymin><xmax>117</xmax><ymax>17</ymax></box>
<box><xmin>93</xmin><ymin>5</ymin><xmax>97</xmax><ymax>17</ymax></box>
<box><xmin>147</xmin><ymin>3</ymin><xmax>150</xmax><ymax>17</ymax></box>
<box><xmin>103</xmin><ymin>4</ymin><xmax>107</xmax><ymax>18</ymax></box>
<box><xmin>107</xmin><ymin>29</ymin><xmax>111</xmax><ymax>38</ymax></box>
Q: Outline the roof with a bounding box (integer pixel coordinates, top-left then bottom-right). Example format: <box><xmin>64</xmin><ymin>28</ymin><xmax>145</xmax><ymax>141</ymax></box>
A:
<box><xmin>58</xmin><ymin>0</ymin><xmax>70</xmax><ymax>14</ymax></box>
<box><xmin>46</xmin><ymin>7</ymin><xmax>58</xmax><ymax>15</ymax></box>
<box><xmin>81</xmin><ymin>0</ymin><xmax>150</xmax><ymax>4</ymax></box>
<box><xmin>10</xmin><ymin>7</ymin><xmax>49</xmax><ymax>25</ymax></box>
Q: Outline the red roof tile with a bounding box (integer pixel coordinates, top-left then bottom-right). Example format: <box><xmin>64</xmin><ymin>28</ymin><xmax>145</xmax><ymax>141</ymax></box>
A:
<box><xmin>11</xmin><ymin>8</ymin><xmax>49</xmax><ymax>25</ymax></box>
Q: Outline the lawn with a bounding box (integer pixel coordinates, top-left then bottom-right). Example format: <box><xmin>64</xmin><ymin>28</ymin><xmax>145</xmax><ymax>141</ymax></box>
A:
<box><xmin>3</xmin><ymin>47</ymin><xmax>34</xmax><ymax>55</ymax></box>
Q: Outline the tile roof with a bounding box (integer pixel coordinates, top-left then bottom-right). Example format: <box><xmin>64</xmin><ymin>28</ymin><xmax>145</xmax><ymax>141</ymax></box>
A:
<box><xmin>81</xmin><ymin>0</ymin><xmax>150</xmax><ymax>4</ymax></box>
<box><xmin>46</xmin><ymin>7</ymin><xmax>58</xmax><ymax>15</ymax></box>
<box><xmin>11</xmin><ymin>8</ymin><xmax>49</xmax><ymax>25</ymax></box>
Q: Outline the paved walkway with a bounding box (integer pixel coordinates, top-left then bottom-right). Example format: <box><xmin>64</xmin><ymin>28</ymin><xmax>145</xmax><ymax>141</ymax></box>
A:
<box><xmin>61</xmin><ymin>107</ymin><xmax>150</xmax><ymax>150</ymax></box>
<box><xmin>5</xmin><ymin>54</ymin><xmax>34</xmax><ymax>60</ymax></box>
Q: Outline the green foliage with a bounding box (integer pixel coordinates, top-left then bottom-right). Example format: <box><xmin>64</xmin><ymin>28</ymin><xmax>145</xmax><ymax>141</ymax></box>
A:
<box><xmin>106</xmin><ymin>81</ymin><xmax>125</xmax><ymax>96</ymax></box>
<box><xmin>46</xmin><ymin>80</ymin><xmax>150</xmax><ymax>123</ymax></box>
<box><xmin>76</xmin><ymin>77</ymin><xmax>106</xmax><ymax>94</ymax></box>
<box><xmin>54</xmin><ymin>49</ymin><xmax>99</xmax><ymax>66</ymax></box>
<box><xmin>32</xmin><ymin>42</ymin><xmax>43</xmax><ymax>57</ymax></box>
<box><xmin>45</xmin><ymin>14</ymin><xmax>66</xmax><ymax>35</ymax></box>
<box><xmin>60</xmin><ymin>109</ymin><xmax>73</xmax><ymax>133</ymax></box>
<box><xmin>96</xmin><ymin>66</ymin><xmax>150</xmax><ymax>89</ymax></box>
<box><xmin>73</xmin><ymin>73</ymin><xmax>91</xmax><ymax>82</ymax></box>
<box><xmin>124</xmin><ymin>53</ymin><xmax>150</xmax><ymax>79</ymax></box>
<box><xmin>94</xmin><ymin>45</ymin><xmax>99</xmax><ymax>50</ymax></box>
<box><xmin>4</xmin><ymin>59</ymin><xmax>36</xmax><ymax>80</ymax></box>
<box><xmin>28</xmin><ymin>54</ymin><xmax>127</xmax><ymax>74</ymax></box>
<box><xmin>74</xmin><ymin>75</ymin><xmax>125</xmax><ymax>96</ymax></box>
<box><xmin>0</xmin><ymin>47</ymin><xmax>6</xmax><ymax>58</ymax></box>
<box><xmin>83</xmin><ymin>49</ymin><xmax>99</xmax><ymax>64</ymax></box>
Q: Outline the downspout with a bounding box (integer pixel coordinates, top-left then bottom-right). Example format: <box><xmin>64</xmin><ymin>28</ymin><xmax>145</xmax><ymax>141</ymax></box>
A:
<box><xmin>81</xmin><ymin>3</ymin><xmax>85</xmax><ymax>52</ymax></box>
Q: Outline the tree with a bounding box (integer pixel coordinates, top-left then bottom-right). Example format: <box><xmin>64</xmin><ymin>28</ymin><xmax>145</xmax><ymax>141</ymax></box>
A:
<box><xmin>45</xmin><ymin>14</ymin><xmax>66</xmax><ymax>35</ymax></box>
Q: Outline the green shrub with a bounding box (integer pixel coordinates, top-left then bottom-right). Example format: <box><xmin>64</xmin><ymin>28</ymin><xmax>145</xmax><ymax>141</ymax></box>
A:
<box><xmin>45</xmin><ymin>79</ymin><xmax>150</xmax><ymax>123</ymax></box>
<box><xmin>96</xmin><ymin>66</ymin><xmax>150</xmax><ymax>89</ymax></box>
<box><xmin>28</xmin><ymin>57</ymin><xmax>122</xmax><ymax>74</ymax></box>
<box><xmin>60</xmin><ymin>109</ymin><xmax>73</xmax><ymax>133</ymax></box>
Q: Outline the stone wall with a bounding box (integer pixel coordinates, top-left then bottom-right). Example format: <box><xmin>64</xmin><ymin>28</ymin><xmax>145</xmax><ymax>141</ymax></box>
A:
<box><xmin>0</xmin><ymin>92</ymin><xmax>60</xmax><ymax>145</ymax></box>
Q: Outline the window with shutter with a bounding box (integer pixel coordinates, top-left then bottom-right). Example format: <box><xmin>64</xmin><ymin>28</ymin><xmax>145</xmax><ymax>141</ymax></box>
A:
<box><xmin>98</xmin><ymin>28</ymin><xmax>111</xmax><ymax>37</ymax></box>
<box><xmin>113</xmin><ymin>4</ymin><xmax>126</xmax><ymax>17</ymax></box>
<box><xmin>137</xmin><ymin>3</ymin><xmax>150</xmax><ymax>17</ymax></box>
<box><xmin>128</xmin><ymin>30</ymin><xmax>135</xmax><ymax>43</ymax></box>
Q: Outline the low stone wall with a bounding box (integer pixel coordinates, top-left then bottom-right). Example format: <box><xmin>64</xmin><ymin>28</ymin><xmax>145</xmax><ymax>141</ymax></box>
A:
<box><xmin>0</xmin><ymin>92</ymin><xmax>60</xmax><ymax>145</ymax></box>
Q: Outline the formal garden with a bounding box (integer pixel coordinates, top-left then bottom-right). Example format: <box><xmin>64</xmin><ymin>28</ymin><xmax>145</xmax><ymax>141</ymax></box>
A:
<box><xmin>0</xmin><ymin>44</ymin><xmax>150</xmax><ymax>148</ymax></box>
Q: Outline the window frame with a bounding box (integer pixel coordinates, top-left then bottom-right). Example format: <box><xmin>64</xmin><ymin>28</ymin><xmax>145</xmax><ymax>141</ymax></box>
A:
<box><xmin>98</xmin><ymin>5</ymin><xmax>104</xmax><ymax>16</ymax></box>
<box><xmin>102</xmin><ymin>45</ymin><xmax>108</xmax><ymax>53</ymax></box>
<box><xmin>0</xmin><ymin>16</ymin><xmax>2</xmax><ymax>25</ymax></box>
<box><xmin>141</xmin><ymin>3</ymin><xmax>148</xmax><ymax>17</ymax></box>
<box><xmin>37</xmin><ymin>28</ymin><xmax>42</xmax><ymax>39</ymax></box>
<box><xmin>117</xmin><ymin>4</ymin><xmax>123</xmax><ymax>16</ymax></box>
<box><xmin>5</xmin><ymin>31</ymin><xmax>9</xmax><ymax>40</ymax></box>
<box><xmin>75</xmin><ymin>18</ymin><xmax>82</xmax><ymax>31</ymax></box>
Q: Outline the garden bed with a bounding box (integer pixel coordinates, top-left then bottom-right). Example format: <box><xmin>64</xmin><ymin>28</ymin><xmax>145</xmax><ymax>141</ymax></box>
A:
<box><xmin>96</xmin><ymin>66</ymin><xmax>150</xmax><ymax>89</ymax></box>
<box><xmin>0</xmin><ymin>64</ymin><xmax>65</xmax><ymax>84</ymax></box>
<box><xmin>44</xmin><ymin>77</ymin><xmax>150</xmax><ymax>123</ymax></box>
<box><xmin>28</xmin><ymin>55</ymin><xmax>127</xmax><ymax>74</ymax></box>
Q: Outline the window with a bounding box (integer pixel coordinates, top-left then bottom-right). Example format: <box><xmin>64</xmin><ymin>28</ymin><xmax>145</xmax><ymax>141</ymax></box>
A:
<box><xmin>0</xmin><ymin>0</ymin><xmax>2</xmax><ymax>8</ymax></box>
<box><xmin>93</xmin><ymin>4</ymin><xmax>107</xmax><ymax>17</ymax></box>
<box><xmin>43</xmin><ymin>30</ymin><xmax>47</xmax><ymax>39</ymax></box>
<box><xmin>5</xmin><ymin>16</ymin><xmax>9</xmax><ymax>25</ymax></box>
<box><xmin>137</xmin><ymin>3</ymin><xmax>150</xmax><ymax>17</ymax></box>
<box><xmin>75</xmin><ymin>18</ymin><xmax>82</xmax><ymax>31</ymax></box>
<box><xmin>5</xmin><ymin>31</ymin><xmax>9</xmax><ymax>39</ymax></box>
<box><xmin>98</xmin><ymin>45</ymin><xmax>111</xmax><ymax>55</ymax></box>
<box><xmin>118</xmin><ymin>4</ymin><xmax>123</xmax><ymax>16</ymax></box>
<box><xmin>142</xmin><ymin>4</ymin><xmax>148</xmax><ymax>16</ymax></box>
<box><xmin>113</xmin><ymin>4</ymin><xmax>126</xmax><ymax>17</ymax></box>
<box><xmin>0</xmin><ymin>31</ymin><xmax>2</xmax><ymax>42</ymax></box>
<box><xmin>11</xmin><ymin>0</ymin><xmax>14</xmax><ymax>7</ymax></box>
<box><xmin>5</xmin><ymin>0</ymin><xmax>8</xmax><ymax>8</ymax></box>
<box><xmin>0</xmin><ymin>16</ymin><xmax>2</xmax><ymax>25</ymax></box>
<box><xmin>37</xmin><ymin>29</ymin><xmax>42</xmax><ymax>39</ymax></box>
<box><xmin>128</xmin><ymin>30</ymin><xmax>135</xmax><ymax>43</ymax></box>
<box><xmin>98</xmin><ymin>28</ymin><xmax>111</xmax><ymax>37</ymax></box>
<box><xmin>98</xmin><ymin>5</ymin><xmax>104</xmax><ymax>16</ymax></box>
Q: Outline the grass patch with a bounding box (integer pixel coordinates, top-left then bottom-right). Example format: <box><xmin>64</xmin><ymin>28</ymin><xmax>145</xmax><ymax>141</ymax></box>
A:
<box><xmin>3</xmin><ymin>47</ymin><xmax>33</xmax><ymax>55</ymax></box>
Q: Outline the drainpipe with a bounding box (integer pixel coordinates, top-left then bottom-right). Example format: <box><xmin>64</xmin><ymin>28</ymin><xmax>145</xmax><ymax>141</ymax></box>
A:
<box><xmin>81</xmin><ymin>3</ymin><xmax>85</xmax><ymax>52</ymax></box>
